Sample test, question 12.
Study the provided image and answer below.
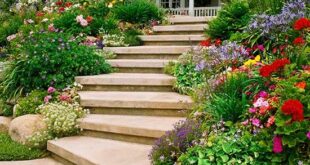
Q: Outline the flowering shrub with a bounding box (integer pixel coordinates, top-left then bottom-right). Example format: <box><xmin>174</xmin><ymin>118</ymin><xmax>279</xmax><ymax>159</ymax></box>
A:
<box><xmin>0</xmin><ymin>31</ymin><xmax>111</xmax><ymax>99</ymax></box>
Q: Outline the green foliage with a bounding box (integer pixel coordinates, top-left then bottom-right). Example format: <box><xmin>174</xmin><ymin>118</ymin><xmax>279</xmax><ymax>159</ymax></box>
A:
<box><xmin>205</xmin><ymin>0</ymin><xmax>251</xmax><ymax>40</ymax></box>
<box><xmin>0</xmin><ymin>99</ymin><xmax>13</xmax><ymax>116</ymax></box>
<box><xmin>0</xmin><ymin>133</ymin><xmax>47</xmax><ymax>161</ymax></box>
<box><xmin>0</xmin><ymin>15</ymin><xmax>23</xmax><ymax>46</ymax></box>
<box><xmin>0</xmin><ymin>32</ymin><xmax>111</xmax><ymax>99</ymax></box>
<box><xmin>248</xmin><ymin>0</ymin><xmax>288</xmax><ymax>14</ymax></box>
<box><xmin>14</xmin><ymin>90</ymin><xmax>47</xmax><ymax>117</ymax></box>
<box><xmin>113</xmin><ymin>0</ymin><xmax>164</xmax><ymax>24</ymax></box>
<box><xmin>206</xmin><ymin>73</ymin><xmax>264</xmax><ymax>122</ymax></box>
<box><xmin>123</xmin><ymin>28</ymin><xmax>143</xmax><ymax>46</ymax></box>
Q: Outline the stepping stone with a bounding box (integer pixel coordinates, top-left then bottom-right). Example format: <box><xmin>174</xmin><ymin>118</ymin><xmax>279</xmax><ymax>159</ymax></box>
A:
<box><xmin>48</xmin><ymin>136</ymin><xmax>152</xmax><ymax>165</ymax></box>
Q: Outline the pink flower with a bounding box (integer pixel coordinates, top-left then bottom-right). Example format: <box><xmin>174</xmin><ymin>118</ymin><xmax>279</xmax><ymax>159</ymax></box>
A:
<box><xmin>76</xmin><ymin>15</ymin><xmax>84</xmax><ymax>23</ymax></box>
<box><xmin>249</xmin><ymin>107</ymin><xmax>257</xmax><ymax>113</ymax></box>
<box><xmin>47</xmin><ymin>87</ymin><xmax>56</xmax><ymax>94</ymax></box>
<box><xmin>257</xmin><ymin>45</ymin><xmax>265</xmax><ymax>51</ymax></box>
<box><xmin>251</xmin><ymin>118</ymin><xmax>260</xmax><ymax>127</ymax></box>
<box><xmin>59</xmin><ymin>94</ymin><xmax>71</xmax><ymax>102</ymax></box>
<box><xmin>44</xmin><ymin>95</ymin><xmax>52</xmax><ymax>103</ymax></box>
<box><xmin>266</xmin><ymin>116</ymin><xmax>275</xmax><ymax>128</ymax></box>
<box><xmin>273</xmin><ymin>136</ymin><xmax>283</xmax><ymax>153</ymax></box>
<box><xmin>48</xmin><ymin>24</ymin><xmax>56</xmax><ymax>32</ymax></box>
<box><xmin>241</xmin><ymin>120</ymin><xmax>249</xmax><ymax>126</ymax></box>
<box><xmin>80</xmin><ymin>19</ymin><xmax>88</xmax><ymax>27</ymax></box>
<box><xmin>253</xmin><ymin>97</ymin><xmax>269</xmax><ymax>108</ymax></box>
<box><xmin>258</xmin><ymin>91</ymin><xmax>268</xmax><ymax>98</ymax></box>
<box><xmin>307</xmin><ymin>132</ymin><xmax>310</xmax><ymax>140</ymax></box>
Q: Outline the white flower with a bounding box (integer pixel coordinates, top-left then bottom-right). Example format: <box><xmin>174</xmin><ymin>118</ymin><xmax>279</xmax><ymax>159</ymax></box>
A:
<box><xmin>7</xmin><ymin>34</ymin><xmax>17</xmax><ymax>42</ymax></box>
<box><xmin>41</xmin><ymin>18</ymin><xmax>49</xmax><ymax>23</ymax></box>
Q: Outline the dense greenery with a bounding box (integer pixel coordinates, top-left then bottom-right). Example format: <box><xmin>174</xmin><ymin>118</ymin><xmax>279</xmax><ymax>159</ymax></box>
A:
<box><xmin>0</xmin><ymin>133</ymin><xmax>47</xmax><ymax>161</ymax></box>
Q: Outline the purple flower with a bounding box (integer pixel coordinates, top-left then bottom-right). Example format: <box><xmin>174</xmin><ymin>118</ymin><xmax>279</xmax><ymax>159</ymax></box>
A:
<box><xmin>47</xmin><ymin>87</ymin><xmax>56</xmax><ymax>93</ymax></box>
<box><xmin>307</xmin><ymin>131</ymin><xmax>310</xmax><ymax>140</ymax></box>
<box><xmin>252</xmin><ymin>118</ymin><xmax>261</xmax><ymax>127</ymax></box>
<box><xmin>195</xmin><ymin>60</ymin><xmax>206</xmax><ymax>71</ymax></box>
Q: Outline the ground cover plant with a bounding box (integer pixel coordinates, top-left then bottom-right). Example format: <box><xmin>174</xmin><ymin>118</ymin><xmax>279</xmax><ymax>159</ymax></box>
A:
<box><xmin>152</xmin><ymin>0</ymin><xmax>310</xmax><ymax>164</ymax></box>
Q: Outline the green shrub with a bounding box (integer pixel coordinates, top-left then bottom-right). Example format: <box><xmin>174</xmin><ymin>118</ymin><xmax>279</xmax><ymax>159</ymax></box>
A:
<box><xmin>123</xmin><ymin>28</ymin><xmax>142</xmax><ymax>46</ymax></box>
<box><xmin>205</xmin><ymin>0</ymin><xmax>251</xmax><ymax>40</ymax></box>
<box><xmin>248</xmin><ymin>0</ymin><xmax>288</xmax><ymax>14</ymax></box>
<box><xmin>0</xmin><ymin>15</ymin><xmax>23</xmax><ymax>46</ymax></box>
<box><xmin>0</xmin><ymin>99</ymin><xmax>13</xmax><ymax>116</ymax></box>
<box><xmin>0</xmin><ymin>31</ymin><xmax>111</xmax><ymax>99</ymax></box>
<box><xmin>0</xmin><ymin>133</ymin><xmax>47</xmax><ymax>161</ymax></box>
<box><xmin>113</xmin><ymin>0</ymin><xmax>164</xmax><ymax>24</ymax></box>
<box><xmin>206</xmin><ymin>73</ymin><xmax>264</xmax><ymax>122</ymax></box>
<box><xmin>14</xmin><ymin>90</ymin><xmax>47</xmax><ymax>117</ymax></box>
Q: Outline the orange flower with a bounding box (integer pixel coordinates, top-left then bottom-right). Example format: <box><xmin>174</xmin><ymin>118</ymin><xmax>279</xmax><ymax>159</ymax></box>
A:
<box><xmin>295</xmin><ymin>81</ymin><xmax>306</xmax><ymax>89</ymax></box>
<box><xmin>86</xmin><ymin>16</ymin><xmax>93</xmax><ymax>23</ymax></box>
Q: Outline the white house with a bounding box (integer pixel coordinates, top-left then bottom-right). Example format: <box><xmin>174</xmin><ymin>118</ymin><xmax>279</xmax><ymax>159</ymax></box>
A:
<box><xmin>155</xmin><ymin>0</ymin><xmax>221</xmax><ymax>17</ymax></box>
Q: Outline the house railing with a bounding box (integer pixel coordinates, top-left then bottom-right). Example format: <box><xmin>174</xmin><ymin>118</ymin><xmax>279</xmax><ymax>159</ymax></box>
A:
<box><xmin>168</xmin><ymin>7</ymin><xmax>221</xmax><ymax>17</ymax></box>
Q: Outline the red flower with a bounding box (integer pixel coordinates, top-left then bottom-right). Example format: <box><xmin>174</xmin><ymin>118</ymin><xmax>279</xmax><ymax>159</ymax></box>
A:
<box><xmin>200</xmin><ymin>39</ymin><xmax>211</xmax><ymax>47</ymax></box>
<box><xmin>295</xmin><ymin>81</ymin><xmax>307</xmax><ymax>89</ymax></box>
<box><xmin>58</xmin><ymin>7</ymin><xmax>65</xmax><ymax>13</ymax></box>
<box><xmin>281</xmin><ymin>99</ymin><xmax>304</xmax><ymax>122</ymax></box>
<box><xmin>293</xmin><ymin>37</ymin><xmax>305</xmax><ymax>45</ymax></box>
<box><xmin>259</xmin><ymin>58</ymin><xmax>290</xmax><ymax>77</ymax></box>
<box><xmin>215</xmin><ymin>39</ymin><xmax>222</xmax><ymax>46</ymax></box>
<box><xmin>294</xmin><ymin>18</ymin><xmax>310</xmax><ymax>31</ymax></box>
<box><xmin>65</xmin><ymin>2</ymin><xmax>73</xmax><ymax>8</ymax></box>
<box><xmin>86</xmin><ymin>16</ymin><xmax>93</xmax><ymax>23</ymax></box>
<box><xmin>36</xmin><ymin>11</ymin><xmax>45</xmax><ymax>17</ymax></box>
<box><xmin>56</xmin><ymin>1</ymin><xmax>63</xmax><ymax>6</ymax></box>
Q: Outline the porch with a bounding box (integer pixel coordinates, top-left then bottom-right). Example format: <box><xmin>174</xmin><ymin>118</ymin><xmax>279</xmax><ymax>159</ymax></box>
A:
<box><xmin>155</xmin><ymin>0</ymin><xmax>221</xmax><ymax>17</ymax></box>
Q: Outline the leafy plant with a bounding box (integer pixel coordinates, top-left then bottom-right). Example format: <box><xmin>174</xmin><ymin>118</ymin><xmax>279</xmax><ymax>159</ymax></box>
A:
<box><xmin>0</xmin><ymin>31</ymin><xmax>111</xmax><ymax>99</ymax></box>
<box><xmin>0</xmin><ymin>15</ymin><xmax>23</xmax><ymax>46</ymax></box>
<box><xmin>14</xmin><ymin>90</ymin><xmax>47</xmax><ymax>117</ymax></box>
<box><xmin>113</xmin><ymin>0</ymin><xmax>164</xmax><ymax>25</ymax></box>
<box><xmin>123</xmin><ymin>28</ymin><xmax>142</xmax><ymax>46</ymax></box>
<box><xmin>205</xmin><ymin>0</ymin><xmax>251</xmax><ymax>40</ymax></box>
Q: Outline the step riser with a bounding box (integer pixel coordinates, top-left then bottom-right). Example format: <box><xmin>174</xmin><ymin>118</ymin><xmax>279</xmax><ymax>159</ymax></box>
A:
<box><xmin>81</xmin><ymin>130</ymin><xmax>157</xmax><ymax>145</ymax></box>
<box><xmin>116</xmin><ymin>54</ymin><xmax>179</xmax><ymax>60</ymax></box>
<box><xmin>114</xmin><ymin>67</ymin><xmax>164</xmax><ymax>73</ymax></box>
<box><xmin>155</xmin><ymin>31</ymin><xmax>204</xmax><ymax>35</ymax></box>
<box><xmin>88</xmin><ymin>107</ymin><xmax>186</xmax><ymax>117</ymax></box>
<box><xmin>81</xmin><ymin>85</ymin><xmax>173</xmax><ymax>92</ymax></box>
<box><xmin>143</xmin><ymin>41</ymin><xmax>200</xmax><ymax>46</ymax></box>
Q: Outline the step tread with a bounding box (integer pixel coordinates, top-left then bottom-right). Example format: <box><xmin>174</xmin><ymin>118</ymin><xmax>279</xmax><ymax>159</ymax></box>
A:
<box><xmin>169</xmin><ymin>16</ymin><xmax>215</xmax><ymax>24</ymax></box>
<box><xmin>140</xmin><ymin>35</ymin><xmax>205</xmax><ymax>41</ymax></box>
<box><xmin>79</xmin><ymin>91</ymin><xmax>193</xmax><ymax>109</ymax></box>
<box><xmin>107</xmin><ymin>59</ymin><xmax>173</xmax><ymax>68</ymax></box>
<box><xmin>0</xmin><ymin>158</ymin><xmax>62</xmax><ymax>165</ymax></box>
<box><xmin>104</xmin><ymin>45</ymin><xmax>191</xmax><ymax>54</ymax></box>
<box><xmin>48</xmin><ymin>136</ymin><xmax>151</xmax><ymax>165</ymax></box>
<box><xmin>153</xmin><ymin>24</ymin><xmax>206</xmax><ymax>32</ymax></box>
<box><xmin>79</xmin><ymin>114</ymin><xmax>184</xmax><ymax>138</ymax></box>
<box><xmin>76</xmin><ymin>73</ymin><xmax>175</xmax><ymax>86</ymax></box>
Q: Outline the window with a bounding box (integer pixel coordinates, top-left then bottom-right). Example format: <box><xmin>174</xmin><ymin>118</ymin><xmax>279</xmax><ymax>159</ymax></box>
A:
<box><xmin>160</xmin><ymin>0</ymin><xmax>169</xmax><ymax>8</ymax></box>
<box><xmin>160</xmin><ymin>0</ymin><xmax>181</xmax><ymax>8</ymax></box>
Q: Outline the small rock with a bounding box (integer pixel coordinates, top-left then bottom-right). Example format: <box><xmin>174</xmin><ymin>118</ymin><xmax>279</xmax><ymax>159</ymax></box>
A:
<box><xmin>0</xmin><ymin>116</ymin><xmax>12</xmax><ymax>133</ymax></box>
<box><xmin>9</xmin><ymin>114</ymin><xmax>47</xmax><ymax>144</ymax></box>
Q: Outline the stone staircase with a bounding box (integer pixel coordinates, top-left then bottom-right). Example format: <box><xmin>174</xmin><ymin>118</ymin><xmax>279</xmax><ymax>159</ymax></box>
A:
<box><xmin>47</xmin><ymin>16</ymin><xmax>209</xmax><ymax>165</ymax></box>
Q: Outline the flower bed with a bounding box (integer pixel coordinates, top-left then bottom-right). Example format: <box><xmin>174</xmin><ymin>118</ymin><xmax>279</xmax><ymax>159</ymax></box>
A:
<box><xmin>152</xmin><ymin>0</ymin><xmax>310</xmax><ymax>164</ymax></box>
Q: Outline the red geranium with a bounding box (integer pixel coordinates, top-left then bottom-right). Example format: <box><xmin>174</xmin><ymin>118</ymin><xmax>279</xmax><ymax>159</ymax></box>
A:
<box><xmin>259</xmin><ymin>58</ymin><xmax>290</xmax><ymax>77</ymax></box>
<box><xmin>214</xmin><ymin>39</ymin><xmax>222</xmax><ymax>46</ymax></box>
<box><xmin>36</xmin><ymin>11</ymin><xmax>45</xmax><ymax>17</ymax></box>
<box><xmin>294</xmin><ymin>18</ymin><xmax>310</xmax><ymax>31</ymax></box>
<box><xmin>65</xmin><ymin>2</ymin><xmax>73</xmax><ymax>8</ymax></box>
<box><xmin>293</xmin><ymin>37</ymin><xmax>305</xmax><ymax>45</ymax></box>
<box><xmin>200</xmin><ymin>39</ymin><xmax>212</xmax><ymax>47</ymax></box>
<box><xmin>86</xmin><ymin>16</ymin><xmax>93</xmax><ymax>23</ymax></box>
<box><xmin>56</xmin><ymin>1</ymin><xmax>63</xmax><ymax>6</ymax></box>
<box><xmin>281</xmin><ymin>99</ymin><xmax>304</xmax><ymax>122</ymax></box>
<box><xmin>58</xmin><ymin>7</ymin><xmax>65</xmax><ymax>13</ymax></box>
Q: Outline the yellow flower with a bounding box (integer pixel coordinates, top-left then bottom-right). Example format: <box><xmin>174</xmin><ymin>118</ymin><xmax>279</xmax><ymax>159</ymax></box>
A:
<box><xmin>244</xmin><ymin>55</ymin><xmax>261</xmax><ymax>67</ymax></box>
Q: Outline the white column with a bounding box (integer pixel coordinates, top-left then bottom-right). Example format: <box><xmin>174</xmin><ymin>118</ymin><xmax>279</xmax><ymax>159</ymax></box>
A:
<box><xmin>180</xmin><ymin>0</ymin><xmax>185</xmax><ymax>8</ymax></box>
<box><xmin>169</xmin><ymin>0</ymin><xmax>173</xmax><ymax>8</ymax></box>
<box><xmin>156</xmin><ymin>0</ymin><xmax>160</xmax><ymax>7</ymax></box>
<box><xmin>189</xmin><ymin>0</ymin><xmax>194</xmax><ymax>16</ymax></box>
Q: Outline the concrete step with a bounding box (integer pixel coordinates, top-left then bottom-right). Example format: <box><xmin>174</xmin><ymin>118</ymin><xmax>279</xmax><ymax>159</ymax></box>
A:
<box><xmin>76</xmin><ymin>73</ymin><xmax>175</xmax><ymax>92</ymax></box>
<box><xmin>153</xmin><ymin>24</ymin><xmax>206</xmax><ymax>35</ymax></box>
<box><xmin>0</xmin><ymin>158</ymin><xmax>62</xmax><ymax>165</ymax></box>
<box><xmin>104</xmin><ymin>46</ymin><xmax>191</xmax><ymax>59</ymax></box>
<box><xmin>168</xmin><ymin>16</ymin><xmax>215</xmax><ymax>24</ymax></box>
<box><xmin>107</xmin><ymin>59</ymin><xmax>172</xmax><ymax>73</ymax></box>
<box><xmin>48</xmin><ymin>136</ymin><xmax>151</xmax><ymax>165</ymax></box>
<box><xmin>78</xmin><ymin>91</ymin><xmax>192</xmax><ymax>117</ymax></box>
<box><xmin>78</xmin><ymin>114</ymin><xmax>184</xmax><ymax>144</ymax></box>
<box><xmin>140</xmin><ymin>35</ymin><xmax>205</xmax><ymax>46</ymax></box>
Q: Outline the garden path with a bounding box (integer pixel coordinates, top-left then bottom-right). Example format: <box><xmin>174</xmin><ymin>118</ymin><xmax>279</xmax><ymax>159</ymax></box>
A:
<box><xmin>47</xmin><ymin>16</ymin><xmax>210</xmax><ymax>165</ymax></box>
